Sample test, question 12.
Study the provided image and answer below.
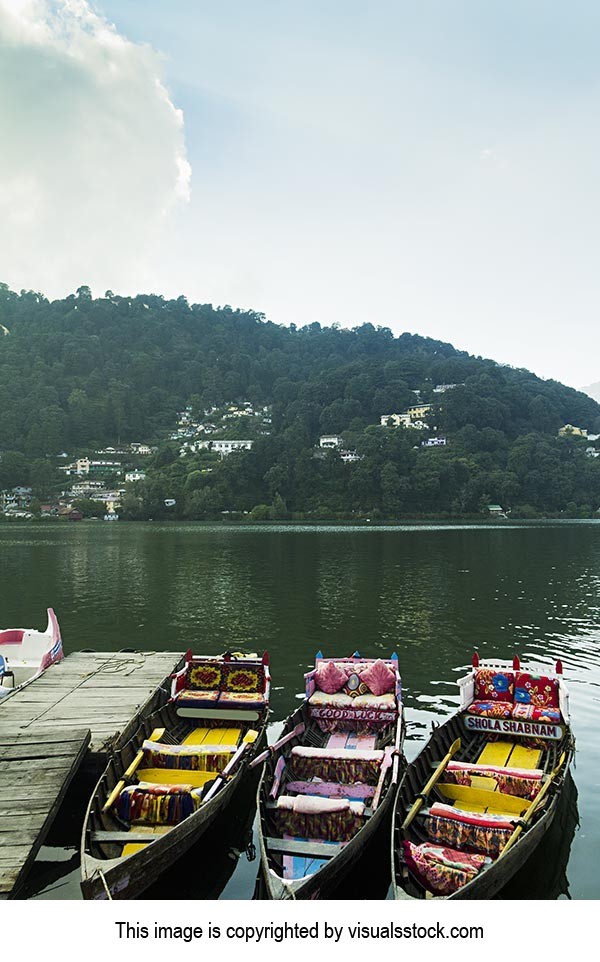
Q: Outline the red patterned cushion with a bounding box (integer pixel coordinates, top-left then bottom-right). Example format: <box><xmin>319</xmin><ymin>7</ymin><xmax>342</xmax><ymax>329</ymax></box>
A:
<box><xmin>468</xmin><ymin>700</ymin><xmax>513</xmax><ymax>718</ymax></box>
<box><xmin>514</xmin><ymin>672</ymin><xmax>559</xmax><ymax>710</ymax></box>
<box><xmin>512</xmin><ymin>703</ymin><xmax>561</xmax><ymax>723</ymax></box>
<box><xmin>314</xmin><ymin>660</ymin><xmax>347</xmax><ymax>694</ymax></box>
<box><xmin>474</xmin><ymin>668</ymin><xmax>515</xmax><ymax>702</ymax></box>
<box><xmin>360</xmin><ymin>659</ymin><xmax>395</xmax><ymax>696</ymax></box>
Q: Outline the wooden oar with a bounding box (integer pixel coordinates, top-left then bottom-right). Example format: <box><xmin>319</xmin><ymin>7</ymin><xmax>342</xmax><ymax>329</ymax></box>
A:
<box><xmin>401</xmin><ymin>737</ymin><xmax>461</xmax><ymax>831</ymax></box>
<box><xmin>202</xmin><ymin>729</ymin><xmax>259</xmax><ymax>804</ymax></box>
<box><xmin>497</xmin><ymin>751</ymin><xmax>567</xmax><ymax>859</ymax></box>
<box><xmin>102</xmin><ymin>727</ymin><xmax>165</xmax><ymax>812</ymax></box>
<box><xmin>249</xmin><ymin>722</ymin><xmax>305</xmax><ymax>769</ymax></box>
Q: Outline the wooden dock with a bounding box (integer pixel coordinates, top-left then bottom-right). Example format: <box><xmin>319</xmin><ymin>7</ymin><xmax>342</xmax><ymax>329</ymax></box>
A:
<box><xmin>0</xmin><ymin>650</ymin><xmax>182</xmax><ymax>757</ymax></box>
<box><xmin>0</xmin><ymin>727</ymin><xmax>91</xmax><ymax>898</ymax></box>
<box><xmin>0</xmin><ymin>650</ymin><xmax>183</xmax><ymax>898</ymax></box>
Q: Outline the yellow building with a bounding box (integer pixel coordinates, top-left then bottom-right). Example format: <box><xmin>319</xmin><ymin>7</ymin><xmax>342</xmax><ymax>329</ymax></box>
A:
<box><xmin>407</xmin><ymin>404</ymin><xmax>433</xmax><ymax>420</ymax></box>
<box><xmin>558</xmin><ymin>424</ymin><xmax>588</xmax><ymax>438</ymax></box>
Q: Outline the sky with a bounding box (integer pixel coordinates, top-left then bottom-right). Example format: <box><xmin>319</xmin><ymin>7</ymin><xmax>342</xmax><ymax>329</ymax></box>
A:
<box><xmin>1</xmin><ymin>1</ymin><xmax>600</xmax><ymax>390</ymax></box>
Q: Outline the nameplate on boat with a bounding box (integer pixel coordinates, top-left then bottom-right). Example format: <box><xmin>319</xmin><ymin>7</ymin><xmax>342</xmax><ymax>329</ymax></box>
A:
<box><xmin>464</xmin><ymin>715</ymin><xmax>563</xmax><ymax>740</ymax></box>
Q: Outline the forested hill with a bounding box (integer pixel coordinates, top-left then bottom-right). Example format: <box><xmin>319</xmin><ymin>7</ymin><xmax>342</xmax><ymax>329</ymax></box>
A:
<box><xmin>1</xmin><ymin>282</ymin><xmax>600</xmax><ymax>519</ymax></box>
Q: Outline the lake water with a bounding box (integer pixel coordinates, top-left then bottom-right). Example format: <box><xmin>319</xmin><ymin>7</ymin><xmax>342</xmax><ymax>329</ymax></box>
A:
<box><xmin>1</xmin><ymin>521</ymin><xmax>598</xmax><ymax>900</ymax></box>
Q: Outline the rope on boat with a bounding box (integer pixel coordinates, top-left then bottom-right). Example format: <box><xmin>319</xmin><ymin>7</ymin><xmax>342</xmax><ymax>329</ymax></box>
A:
<box><xmin>98</xmin><ymin>870</ymin><xmax>113</xmax><ymax>900</ymax></box>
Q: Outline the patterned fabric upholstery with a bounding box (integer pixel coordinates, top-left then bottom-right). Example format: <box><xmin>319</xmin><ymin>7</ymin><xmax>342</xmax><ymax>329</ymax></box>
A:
<box><xmin>220</xmin><ymin>662</ymin><xmax>264</xmax><ymax>693</ymax></box>
<box><xmin>184</xmin><ymin>659</ymin><xmax>265</xmax><ymax>694</ymax></box>
<box><xmin>217</xmin><ymin>690</ymin><xmax>265</xmax><ymax>708</ymax></box>
<box><xmin>142</xmin><ymin>740</ymin><xmax>235</xmax><ymax>771</ymax></box>
<box><xmin>512</xmin><ymin>703</ymin><xmax>561</xmax><ymax>723</ymax></box>
<box><xmin>468</xmin><ymin>700</ymin><xmax>513</xmax><ymax>718</ymax></box>
<box><xmin>308</xmin><ymin>690</ymin><xmax>354</xmax><ymax>709</ymax></box>
<box><xmin>274</xmin><ymin>797</ymin><xmax>365</xmax><ymax>842</ymax></box>
<box><xmin>402</xmin><ymin>840</ymin><xmax>490</xmax><ymax>896</ymax></box>
<box><xmin>443</xmin><ymin>761</ymin><xmax>542</xmax><ymax>800</ymax></box>
<box><xmin>116</xmin><ymin>782</ymin><xmax>203</xmax><ymax>825</ymax></box>
<box><xmin>360</xmin><ymin>659</ymin><xmax>396</xmax><ymax>696</ymax></box>
<box><xmin>342</xmin><ymin>671</ymin><xmax>370</xmax><ymax>698</ymax></box>
<box><xmin>474</xmin><ymin>668</ymin><xmax>515</xmax><ymax>702</ymax></box>
<box><xmin>314</xmin><ymin>660</ymin><xmax>347</xmax><ymax>694</ymax></box>
<box><xmin>187</xmin><ymin>664</ymin><xmax>222</xmax><ymax>691</ymax></box>
<box><xmin>514</xmin><ymin>672</ymin><xmax>560</xmax><ymax>710</ymax></box>
<box><xmin>427</xmin><ymin>803</ymin><xmax>514</xmax><ymax>858</ymax></box>
<box><xmin>173</xmin><ymin>689</ymin><xmax>220</xmax><ymax>709</ymax></box>
<box><xmin>289</xmin><ymin>746</ymin><xmax>383</xmax><ymax>785</ymax></box>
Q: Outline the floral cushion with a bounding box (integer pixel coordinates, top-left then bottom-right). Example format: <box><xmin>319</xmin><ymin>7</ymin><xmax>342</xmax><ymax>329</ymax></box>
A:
<box><xmin>174</xmin><ymin>689</ymin><xmax>220</xmax><ymax>708</ymax></box>
<box><xmin>402</xmin><ymin>841</ymin><xmax>489</xmax><ymax>896</ymax></box>
<box><xmin>468</xmin><ymin>700</ymin><xmax>513</xmax><ymax>718</ymax></box>
<box><xmin>360</xmin><ymin>659</ymin><xmax>396</xmax><ymax>696</ymax></box>
<box><xmin>314</xmin><ymin>660</ymin><xmax>347</xmax><ymax>694</ymax></box>
<box><xmin>352</xmin><ymin>692</ymin><xmax>395</xmax><ymax>710</ymax></box>
<box><xmin>514</xmin><ymin>672</ymin><xmax>559</xmax><ymax>710</ymax></box>
<box><xmin>218</xmin><ymin>690</ymin><xmax>265</xmax><ymax>708</ymax></box>
<box><xmin>309</xmin><ymin>690</ymin><xmax>354</xmax><ymax>709</ymax></box>
<box><xmin>512</xmin><ymin>703</ymin><xmax>561</xmax><ymax>723</ymax></box>
<box><xmin>474</xmin><ymin>668</ymin><xmax>515</xmax><ymax>702</ymax></box>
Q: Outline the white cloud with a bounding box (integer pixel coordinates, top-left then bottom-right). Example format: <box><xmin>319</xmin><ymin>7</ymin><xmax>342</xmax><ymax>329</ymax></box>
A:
<box><xmin>0</xmin><ymin>0</ymin><xmax>190</xmax><ymax>296</ymax></box>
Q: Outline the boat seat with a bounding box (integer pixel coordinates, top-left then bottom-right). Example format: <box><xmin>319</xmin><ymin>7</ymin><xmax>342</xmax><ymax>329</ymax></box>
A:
<box><xmin>181</xmin><ymin>726</ymin><xmax>242</xmax><ymax>746</ymax></box>
<box><xmin>476</xmin><ymin>740</ymin><xmax>543</xmax><ymax>771</ymax></box>
<box><xmin>265</xmin><ymin>837</ymin><xmax>347</xmax><ymax>858</ymax></box>
<box><xmin>424</xmin><ymin>802</ymin><xmax>516</xmax><ymax>858</ymax></box>
<box><xmin>436</xmin><ymin>782</ymin><xmax>531</xmax><ymax>816</ymax></box>
<box><xmin>136</xmin><ymin>768</ymin><xmax>216</xmax><ymax>788</ymax></box>
<box><xmin>476</xmin><ymin>740</ymin><xmax>514</xmax><ymax>767</ymax></box>
<box><xmin>284</xmin><ymin>780</ymin><xmax>375</xmax><ymax>800</ymax></box>
<box><xmin>141</xmin><ymin>739</ymin><xmax>235</xmax><ymax>772</ymax></box>
<box><xmin>289</xmin><ymin>746</ymin><xmax>384</xmax><ymax>786</ymax></box>
<box><xmin>115</xmin><ymin>780</ymin><xmax>204</xmax><ymax>825</ymax></box>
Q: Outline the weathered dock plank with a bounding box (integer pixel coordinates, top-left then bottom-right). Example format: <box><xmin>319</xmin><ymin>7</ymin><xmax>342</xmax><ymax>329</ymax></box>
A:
<box><xmin>0</xmin><ymin>728</ymin><xmax>90</xmax><ymax>898</ymax></box>
<box><xmin>0</xmin><ymin>650</ymin><xmax>183</xmax><ymax>897</ymax></box>
<box><xmin>0</xmin><ymin>650</ymin><xmax>182</xmax><ymax>754</ymax></box>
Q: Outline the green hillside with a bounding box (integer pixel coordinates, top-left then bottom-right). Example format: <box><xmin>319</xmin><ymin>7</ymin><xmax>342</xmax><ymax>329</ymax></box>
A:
<box><xmin>1</xmin><ymin>283</ymin><xmax>600</xmax><ymax>520</ymax></box>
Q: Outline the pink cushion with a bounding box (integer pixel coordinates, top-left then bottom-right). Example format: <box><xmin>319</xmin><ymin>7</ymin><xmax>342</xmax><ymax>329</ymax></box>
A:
<box><xmin>360</xmin><ymin>659</ymin><xmax>395</xmax><ymax>696</ymax></box>
<box><xmin>314</xmin><ymin>660</ymin><xmax>347</xmax><ymax>694</ymax></box>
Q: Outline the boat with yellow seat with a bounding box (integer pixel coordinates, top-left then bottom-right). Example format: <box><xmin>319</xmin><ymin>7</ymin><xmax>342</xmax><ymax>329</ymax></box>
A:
<box><xmin>80</xmin><ymin>651</ymin><xmax>270</xmax><ymax>900</ymax></box>
<box><xmin>391</xmin><ymin>653</ymin><xmax>575</xmax><ymax>899</ymax></box>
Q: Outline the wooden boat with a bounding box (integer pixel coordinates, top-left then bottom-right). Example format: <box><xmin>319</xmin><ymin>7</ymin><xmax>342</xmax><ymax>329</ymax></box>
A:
<box><xmin>0</xmin><ymin>608</ymin><xmax>63</xmax><ymax>698</ymax></box>
<box><xmin>257</xmin><ymin>651</ymin><xmax>404</xmax><ymax>899</ymax></box>
<box><xmin>391</xmin><ymin>653</ymin><xmax>575</xmax><ymax>899</ymax></box>
<box><xmin>80</xmin><ymin>650</ymin><xmax>270</xmax><ymax>900</ymax></box>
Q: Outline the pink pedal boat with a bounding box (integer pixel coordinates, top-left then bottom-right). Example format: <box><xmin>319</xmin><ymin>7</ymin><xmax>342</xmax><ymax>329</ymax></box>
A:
<box><xmin>0</xmin><ymin>608</ymin><xmax>63</xmax><ymax>697</ymax></box>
